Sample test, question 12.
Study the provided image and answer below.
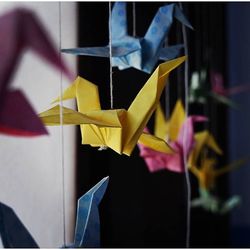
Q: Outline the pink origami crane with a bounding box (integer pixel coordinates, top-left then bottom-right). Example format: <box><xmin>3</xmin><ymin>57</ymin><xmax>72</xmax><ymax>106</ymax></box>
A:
<box><xmin>0</xmin><ymin>8</ymin><xmax>73</xmax><ymax>137</ymax></box>
<box><xmin>138</xmin><ymin>100</ymin><xmax>207</xmax><ymax>173</ymax></box>
<box><xmin>211</xmin><ymin>71</ymin><xmax>250</xmax><ymax>96</ymax></box>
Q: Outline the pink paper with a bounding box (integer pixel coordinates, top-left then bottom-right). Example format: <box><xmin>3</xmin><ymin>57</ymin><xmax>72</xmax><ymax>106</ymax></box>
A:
<box><xmin>211</xmin><ymin>71</ymin><xmax>250</xmax><ymax>96</ymax></box>
<box><xmin>138</xmin><ymin>116</ymin><xmax>207</xmax><ymax>173</ymax></box>
<box><xmin>0</xmin><ymin>90</ymin><xmax>48</xmax><ymax>136</ymax></box>
<box><xmin>0</xmin><ymin>8</ymin><xmax>73</xmax><ymax>137</ymax></box>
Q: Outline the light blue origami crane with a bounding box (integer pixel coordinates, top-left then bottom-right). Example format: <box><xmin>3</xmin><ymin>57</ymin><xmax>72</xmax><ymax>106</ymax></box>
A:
<box><xmin>66</xmin><ymin>176</ymin><xmax>109</xmax><ymax>248</ymax></box>
<box><xmin>62</xmin><ymin>2</ymin><xmax>193</xmax><ymax>74</ymax></box>
<box><xmin>191</xmin><ymin>188</ymin><xmax>241</xmax><ymax>215</ymax></box>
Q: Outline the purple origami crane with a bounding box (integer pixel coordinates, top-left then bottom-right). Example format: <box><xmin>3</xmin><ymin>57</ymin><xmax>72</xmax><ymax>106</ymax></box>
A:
<box><xmin>138</xmin><ymin>100</ymin><xmax>207</xmax><ymax>173</ymax></box>
<box><xmin>211</xmin><ymin>71</ymin><xmax>250</xmax><ymax>96</ymax></box>
<box><xmin>0</xmin><ymin>8</ymin><xmax>73</xmax><ymax>137</ymax></box>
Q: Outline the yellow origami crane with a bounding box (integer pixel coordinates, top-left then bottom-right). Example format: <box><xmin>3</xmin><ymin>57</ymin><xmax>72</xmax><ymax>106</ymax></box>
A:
<box><xmin>189</xmin><ymin>154</ymin><xmax>247</xmax><ymax>190</ymax></box>
<box><xmin>39</xmin><ymin>56</ymin><xmax>186</xmax><ymax>156</ymax></box>
<box><xmin>188</xmin><ymin>130</ymin><xmax>223</xmax><ymax>168</ymax></box>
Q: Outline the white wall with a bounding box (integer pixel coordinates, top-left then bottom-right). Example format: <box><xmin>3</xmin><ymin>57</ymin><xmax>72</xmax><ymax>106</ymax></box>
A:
<box><xmin>0</xmin><ymin>2</ymin><xmax>77</xmax><ymax>247</ymax></box>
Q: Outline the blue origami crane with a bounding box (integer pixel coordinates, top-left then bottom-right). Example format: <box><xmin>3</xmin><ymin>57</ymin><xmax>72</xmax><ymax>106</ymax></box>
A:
<box><xmin>67</xmin><ymin>176</ymin><xmax>109</xmax><ymax>248</ymax></box>
<box><xmin>62</xmin><ymin>2</ymin><xmax>193</xmax><ymax>74</ymax></box>
<box><xmin>0</xmin><ymin>202</ymin><xmax>38</xmax><ymax>248</ymax></box>
<box><xmin>0</xmin><ymin>177</ymin><xmax>109</xmax><ymax>248</ymax></box>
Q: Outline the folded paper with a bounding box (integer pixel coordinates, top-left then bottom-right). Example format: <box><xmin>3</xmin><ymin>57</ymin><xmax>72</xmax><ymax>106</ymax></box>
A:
<box><xmin>138</xmin><ymin>100</ymin><xmax>207</xmax><ymax>173</ymax></box>
<box><xmin>190</xmin><ymin>156</ymin><xmax>247</xmax><ymax>213</ymax></box>
<box><xmin>0</xmin><ymin>177</ymin><xmax>109</xmax><ymax>248</ymax></box>
<box><xmin>39</xmin><ymin>56</ymin><xmax>186</xmax><ymax>156</ymax></box>
<box><xmin>0</xmin><ymin>8</ymin><xmax>72</xmax><ymax>137</ymax></box>
<box><xmin>211</xmin><ymin>71</ymin><xmax>250</xmax><ymax>96</ymax></box>
<box><xmin>62</xmin><ymin>2</ymin><xmax>192</xmax><ymax>74</ymax></box>
<box><xmin>70</xmin><ymin>176</ymin><xmax>109</xmax><ymax>248</ymax></box>
<box><xmin>191</xmin><ymin>188</ymin><xmax>241</xmax><ymax>214</ymax></box>
<box><xmin>189</xmin><ymin>156</ymin><xmax>247</xmax><ymax>191</ymax></box>
<box><xmin>188</xmin><ymin>130</ymin><xmax>223</xmax><ymax>168</ymax></box>
<box><xmin>0</xmin><ymin>202</ymin><xmax>38</xmax><ymax>248</ymax></box>
<box><xmin>189</xmin><ymin>69</ymin><xmax>243</xmax><ymax>108</ymax></box>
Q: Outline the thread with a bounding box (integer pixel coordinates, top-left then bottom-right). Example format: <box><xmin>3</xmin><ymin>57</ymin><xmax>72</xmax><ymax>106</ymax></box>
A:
<box><xmin>179</xmin><ymin>2</ymin><xmax>191</xmax><ymax>248</ymax></box>
<box><xmin>165</xmin><ymin>82</ymin><xmax>170</xmax><ymax>120</ymax></box>
<box><xmin>164</xmin><ymin>37</ymin><xmax>170</xmax><ymax>120</ymax></box>
<box><xmin>99</xmin><ymin>2</ymin><xmax>113</xmax><ymax>152</ymax></box>
<box><xmin>109</xmin><ymin>2</ymin><xmax>113</xmax><ymax>109</ymax></box>
<box><xmin>58</xmin><ymin>2</ymin><xmax>66</xmax><ymax>246</ymax></box>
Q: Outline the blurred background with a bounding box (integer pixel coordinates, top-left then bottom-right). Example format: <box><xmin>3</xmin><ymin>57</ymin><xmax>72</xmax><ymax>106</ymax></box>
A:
<box><xmin>0</xmin><ymin>1</ymin><xmax>250</xmax><ymax>248</ymax></box>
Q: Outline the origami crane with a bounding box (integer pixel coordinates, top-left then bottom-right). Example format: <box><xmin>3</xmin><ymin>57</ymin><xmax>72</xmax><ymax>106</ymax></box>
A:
<box><xmin>188</xmin><ymin>129</ymin><xmax>247</xmax><ymax>213</ymax></box>
<box><xmin>209</xmin><ymin>71</ymin><xmax>240</xmax><ymax>108</ymax></box>
<box><xmin>65</xmin><ymin>176</ymin><xmax>109</xmax><ymax>248</ymax></box>
<box><xmin>0</xmin><ymin>177</ymin><xmax>109</xmax><ymax>248</ymax></box>
<box><xmin>189</xmin><ymin>69</ymin><xmax>247</xmax><ymax>108</ymax></box>
<box><xmin>211</xmin><ymin>71</ymin><xmax>250</xmax><ymax>96</ymax></box>
<box><xmin>138</xmin><ymin>100</ymin><xmax>207</xmax><ymax>173</ymax></box>
<box><xmin>0</xmin><ymin>202</ymin><xmax>38</xmax><ymax>248</ymax></box>
<box><xmin>190</xmin><ymin>156</ymin><xmax>247</xmax><ymax>214</ymax></box>
<box><xmin>0</xmin><ymin>8</ymin><xmax>73</xmax><ymax>137</ymax></box>
<box><xmin>62</xmin><ymin>2</ymin><xmax>193</xmax><ymax>74</ymax></box>
<box><xmin>188</xmin><ymin>130</ymin><xmax>223</xmax><ymax>168</ymax></box>
<box><xmin>39</xmin><ymin>56</ymin><xmax>186</xmax><ymax>156</ymax></box>
<box><xmin>191</xmin><ymin>187</ymin><xmax>241</xmax><ymax>214</ymax></box>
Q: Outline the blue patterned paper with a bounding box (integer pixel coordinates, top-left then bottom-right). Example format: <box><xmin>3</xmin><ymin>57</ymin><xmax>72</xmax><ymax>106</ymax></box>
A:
<box><xmin>73</xmin><ymin>176</ymin><xmax>109</xmax><ymax>248</ymax></box>
<box><xmin>62</xmin><ymin>2</ymin><xmax>193</xmax><ymax>74</ymax></box>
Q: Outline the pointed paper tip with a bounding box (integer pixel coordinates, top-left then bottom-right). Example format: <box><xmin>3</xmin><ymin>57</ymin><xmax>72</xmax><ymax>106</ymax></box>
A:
<box><xmin>158</xmin><ymin>55</ymin><xmax>186</xmax><ymax>78</ymax></box>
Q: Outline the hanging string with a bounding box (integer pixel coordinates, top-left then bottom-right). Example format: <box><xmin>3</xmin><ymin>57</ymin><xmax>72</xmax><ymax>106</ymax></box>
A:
<box><xmin>164</xmin><ymin>36</ymin><xmax>170</xmax><ymax>123</ymax></box>
<box><xmin>132</xmin><ymin>2</ymin><xmax>136</xmax><ymax>37</ymax></box>
<box><xmin>176</xmin><ymin>21</ymin><xmax>183</xmax><ymax>99</ymax></box>
<box><xmin>165</xmin><ymin>82</ymin><xmax>170</xmax><ymax>120</ymax></box>
<box><xmin>99</xmin><ymin>2</ymin><xmax>113</xmax><ymax>152</ymax></box>
<box><xmin>179</xmin><ymin>2</ymin><xmax>191</xmax><ymax>248</ymax></box>
<box><xmin>109</xmin><ymin>1</ymin><xmax>114</xmax><ymax>109</ymax></box>
<box><xmin>58</xmin><ymin>1</ymin><xmax>66</xmax><ymax>246</ymax></box>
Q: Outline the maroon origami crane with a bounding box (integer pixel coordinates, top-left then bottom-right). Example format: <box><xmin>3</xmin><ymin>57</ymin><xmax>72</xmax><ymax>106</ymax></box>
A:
<box><xmin>0</xmin><ymin>8</ymin><xmax>73</xmax><ymax>137</ymax></box>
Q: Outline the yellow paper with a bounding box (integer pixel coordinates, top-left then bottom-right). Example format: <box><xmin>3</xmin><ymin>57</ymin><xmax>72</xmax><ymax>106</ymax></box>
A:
<box><xmin>154</xmin><ymin>104</ymin><xmax>168</xmax><ymax>140</ymax></box>
<box><xmin>154</xmin><ymin>99</ymin><xmax>185</xmax><ymax>141</ymax></box>
<box><xmin>214</xmin><ymin>158</ymin><xmax>248</xmax><ymax>177</ymax></box>
<box><xmin>190</xmin><ymin>155</ymin><xmax>248</xmax><ymax>190</ymax></box>
<box><xmin>138</xmin><ymin>132</ymin><xmax>175</xmax><ymax>154</ymax></box>
<box><xmin>189</xmin><ymin>157</ymin><xmax>218</xmax><ymax>189</ymax></box>
<box><xmin>39</xmin><ymin>105</ymin><xmax>124</xmax><ymax>127</ymax></box>
<box><xmin>188</xmin><ymin>130</ymin><xmax>223</xmax><ymax>167</ymax></box>
<box><xmin>39</xmin><ymin>56</ymin><xmax>186</xmax><ymax>156</ymax></box>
